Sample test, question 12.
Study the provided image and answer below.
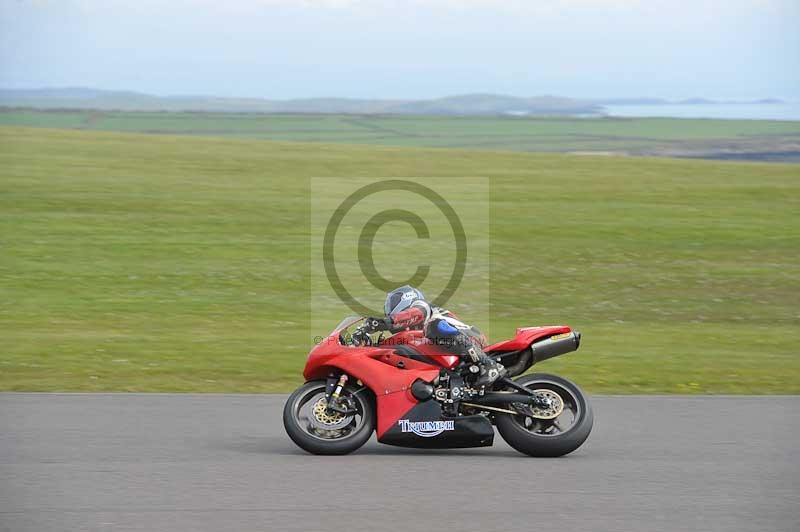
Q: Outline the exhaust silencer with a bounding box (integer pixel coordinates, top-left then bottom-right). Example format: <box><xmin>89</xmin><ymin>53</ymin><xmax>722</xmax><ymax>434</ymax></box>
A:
<box><xmin>530</xmin><ymin>331</ymin><xmax>581</xmax><ymax>365</ymax></box>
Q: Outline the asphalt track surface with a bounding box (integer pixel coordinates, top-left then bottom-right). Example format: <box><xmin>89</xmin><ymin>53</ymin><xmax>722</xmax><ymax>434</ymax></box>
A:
<box><xmin>1</xmin><ymin>394</ymin><xmax>797</xmax><ymax>532</ymax></box>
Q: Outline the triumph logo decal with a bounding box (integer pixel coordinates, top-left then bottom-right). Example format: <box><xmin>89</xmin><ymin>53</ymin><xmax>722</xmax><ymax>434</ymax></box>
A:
<box><xmin>397</xmin><ymin>419</ymin><xmax>455</xmax><ymax>437</ymax></box>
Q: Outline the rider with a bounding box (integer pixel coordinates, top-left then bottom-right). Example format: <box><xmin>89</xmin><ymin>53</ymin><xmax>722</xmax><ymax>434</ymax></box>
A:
<box><xmin>363</xmin><ymin>285</ymin><xmax>506</xmax><ymax>387</ymax></box>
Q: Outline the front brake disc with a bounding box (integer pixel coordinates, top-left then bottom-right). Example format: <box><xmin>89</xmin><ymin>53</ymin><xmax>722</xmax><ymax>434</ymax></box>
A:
<box><xmin>306</xmin><ymin>396</ymin><xmax>354</xmax><ymax>431</ymax></box>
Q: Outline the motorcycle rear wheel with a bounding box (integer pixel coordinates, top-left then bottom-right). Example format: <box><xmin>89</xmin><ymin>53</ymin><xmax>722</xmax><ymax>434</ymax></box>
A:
<box><xmin>495</xmin><ymin>373</ymin><xmax>593</xmax><ymax>457</ymax></box>
<box><xmin>283</xmin><ymin>380</ymin><xmax>375</xmax><ymax>455</ymax></box>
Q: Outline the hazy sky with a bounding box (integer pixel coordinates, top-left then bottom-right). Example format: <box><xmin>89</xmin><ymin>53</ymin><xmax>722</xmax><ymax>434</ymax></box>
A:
<box><xmin>1</xmin><ymin>0</ymin><xmax>798</xmax><ymax>100</ymax></box>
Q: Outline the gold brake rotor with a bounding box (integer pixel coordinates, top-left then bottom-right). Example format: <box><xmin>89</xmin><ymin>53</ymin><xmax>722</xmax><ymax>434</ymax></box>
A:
<box><xmin>312</xmin><ymin>398</ymin><xmax>346</xmax><ymax>426</ymax></box>
<box><xmin>529</xmin><ymin>389</ymin><xmax>564</xmax><ymax>419</ymax></box>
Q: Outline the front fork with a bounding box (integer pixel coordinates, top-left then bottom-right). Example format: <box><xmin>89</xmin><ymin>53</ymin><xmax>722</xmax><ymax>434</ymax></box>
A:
<box><xmin>324</xmin><ymin>373</ymin><xmax>356</xmax><ymax>414</ymax></box>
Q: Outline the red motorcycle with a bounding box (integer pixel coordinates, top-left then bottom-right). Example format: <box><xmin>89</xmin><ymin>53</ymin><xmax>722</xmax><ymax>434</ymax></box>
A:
<box><xmin>284</xmin><ymin>317</ymin><xmax>593</xmax><ymax>456</ymax></box>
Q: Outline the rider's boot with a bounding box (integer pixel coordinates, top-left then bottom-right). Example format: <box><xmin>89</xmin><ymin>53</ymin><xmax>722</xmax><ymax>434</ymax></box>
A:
<box><xmin>467</xmin><ymin>346</ymin><xmax>507</xmax><ymax>388</ymax></box>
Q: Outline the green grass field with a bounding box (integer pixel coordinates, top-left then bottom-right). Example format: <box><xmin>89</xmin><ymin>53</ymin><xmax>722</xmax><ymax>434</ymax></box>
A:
<box><xmin>2</xmin><ymin>109</ymin><xmax>799</xmax><ymax>159</ymax></box>
<box><xmin>1</xmin><ymin>126</ymin><xmax>798</xmax><ymax>393</ymax></box>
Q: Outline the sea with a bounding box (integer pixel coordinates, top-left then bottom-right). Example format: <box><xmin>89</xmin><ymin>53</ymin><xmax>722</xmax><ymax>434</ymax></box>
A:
<box><xmin>602</xmin><ymin>103</ymin><xmax>800</xmax><ymax>121</ymax></box>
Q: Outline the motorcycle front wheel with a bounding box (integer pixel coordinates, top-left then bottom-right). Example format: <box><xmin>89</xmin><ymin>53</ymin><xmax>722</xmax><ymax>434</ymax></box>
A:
<box><xmin>495</xmin><ymin>373</ymin><xmax>593</xmax><ymax>457</ymax></box>
<box><xmin>283</xmin><ymin>380</ymin><xmax>375</xmax><ymax>455</ymax></box>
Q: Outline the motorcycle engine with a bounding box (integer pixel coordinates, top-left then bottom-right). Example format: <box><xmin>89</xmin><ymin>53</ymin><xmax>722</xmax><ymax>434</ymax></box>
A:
<box><xmin>433</xmin><ymin>373</ymin><xmax>477</xmax><ymax>414</ymax></box>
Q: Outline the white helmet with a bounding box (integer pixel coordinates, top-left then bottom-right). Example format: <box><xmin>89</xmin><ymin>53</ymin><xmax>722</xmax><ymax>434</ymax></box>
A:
<box><xmin>384</xmin><ymin>285</ymin><xmax>425</xmax><ymax>317</ymax></box>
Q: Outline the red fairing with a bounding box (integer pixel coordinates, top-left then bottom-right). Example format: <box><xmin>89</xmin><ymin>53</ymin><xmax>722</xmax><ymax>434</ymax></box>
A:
<box><xmin>382</xmin><ymin>330</ymin><xmax>461</xmax><ymax>370</ymax></box>
<box><xmin>485</xmin><ymin>326</ymin><xmax>572</xmax><ymax>352</ymax></box>
<box><xmin>303</xmin><ymin>333</ymin><xmax>439</xmax><ymax>395</ymax></box>
<box><xmin>304</xmin><ymin>330</ymin><xmax>440</xmax><ymax>438</ymax></box>
<box><xmin>375</xmin><ymin>392</ymin><xmax>424</xmax><ymax>438</ymax></box>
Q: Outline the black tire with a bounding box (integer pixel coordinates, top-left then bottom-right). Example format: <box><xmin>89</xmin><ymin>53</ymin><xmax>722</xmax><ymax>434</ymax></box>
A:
<box><xmin>495</xmin><ymin>373</ymin><xmax>593</xmax><ymax>457</ymax></box>
<box><xmin>283</xmin><ymin>380</ymin><xmax>375</xmax><ymax>455</ymax></box>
